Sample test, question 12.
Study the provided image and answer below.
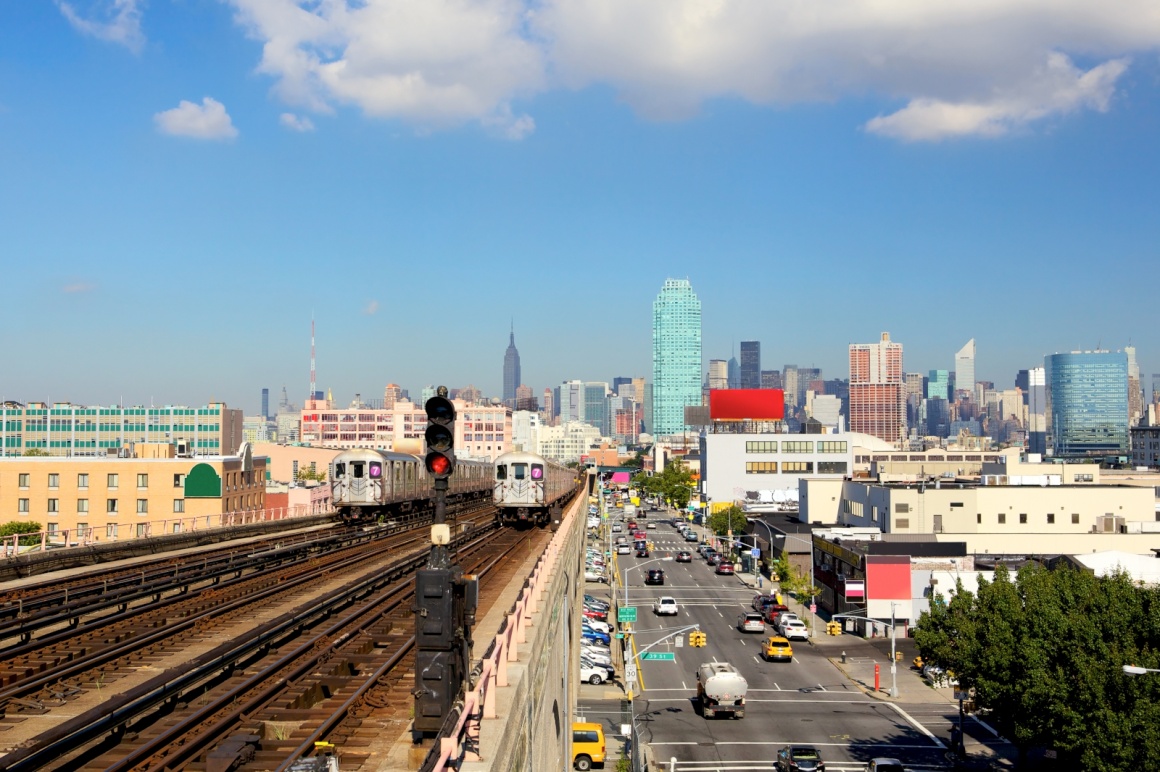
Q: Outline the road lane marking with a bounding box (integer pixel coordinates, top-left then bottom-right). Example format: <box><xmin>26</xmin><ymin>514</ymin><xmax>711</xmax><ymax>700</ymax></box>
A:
<box><xmin>888</xmin><ymin>701</ymin><xmax>946</xmax><ymax>748</ymax></box>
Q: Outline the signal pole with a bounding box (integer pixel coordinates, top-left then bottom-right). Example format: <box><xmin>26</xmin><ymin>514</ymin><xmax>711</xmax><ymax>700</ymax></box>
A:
<box><xmin>413</xmin><ymin>386</ymin><xmax>478</xmax><ymax>741</ymax></box>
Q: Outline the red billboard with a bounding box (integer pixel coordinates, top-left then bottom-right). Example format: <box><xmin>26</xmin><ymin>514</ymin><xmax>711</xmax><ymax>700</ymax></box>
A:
<box><xmin>709</xmin><ymin>389</ymin><xmax>785</xmax><ymax>421</ymax></box>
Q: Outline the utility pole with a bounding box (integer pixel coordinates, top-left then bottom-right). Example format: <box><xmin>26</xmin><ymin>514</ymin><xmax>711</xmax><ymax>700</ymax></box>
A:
<box><xmin>412</xmin><ymin>386</ymin><xmax>478</xmax><ymax>741</ymax></box>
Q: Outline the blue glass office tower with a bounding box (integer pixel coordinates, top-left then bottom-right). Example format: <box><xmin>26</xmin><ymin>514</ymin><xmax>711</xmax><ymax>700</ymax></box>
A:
<box><xmin>652</xmin><ymin>279</ymin><xmax>702</xmax><ymax>436</ymax></box>
<box><xmin>1047</xmin><ymin>351</ymin><xmax>1129</xmax><ymax>455</ymax></box>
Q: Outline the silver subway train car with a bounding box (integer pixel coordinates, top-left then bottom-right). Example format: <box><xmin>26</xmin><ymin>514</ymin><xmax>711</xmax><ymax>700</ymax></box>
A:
<box><xmin>493</xmin><ymin>451</ymin><xmax>575</xmax><ymax>527</ymax></box>
<box><xmin>331</xmin><ymin>448</ymin><xmax>491</xmax><ymax>522</ymax></box>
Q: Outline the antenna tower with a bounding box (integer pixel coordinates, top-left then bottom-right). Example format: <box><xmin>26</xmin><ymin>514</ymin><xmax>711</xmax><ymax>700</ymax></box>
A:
<box><xmin>310</xmin><ymin>315</ymin><xmax>317</xmax><ymax>403</ymax></box>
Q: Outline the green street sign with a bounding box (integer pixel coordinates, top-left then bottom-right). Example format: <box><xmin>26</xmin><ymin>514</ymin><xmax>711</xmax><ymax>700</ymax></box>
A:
<box><xmin>618</xmin><ymin>606</ymin><xmax>638</xmax><ymax>623</ymax></box>
<box><xmin>640</xmin><ymin>652</ymin><xmax>675</xmax><ymax>661</ymax></box>
<box><xmin>614</xmin><ymin>633</ymin><xmax>625</xmax><ymax>639</ymax></box>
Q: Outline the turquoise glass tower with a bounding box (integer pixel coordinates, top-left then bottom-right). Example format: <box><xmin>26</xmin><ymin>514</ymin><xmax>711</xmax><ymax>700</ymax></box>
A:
<box><xmin>1047</xmin><ymin>351</ymin><xmax>1129</xmax><ymax>455</ymax></box>
<box><xmin>652</xmin><ymin>279</ymin><xmax>702</xmax><ymax>436</ymax></box>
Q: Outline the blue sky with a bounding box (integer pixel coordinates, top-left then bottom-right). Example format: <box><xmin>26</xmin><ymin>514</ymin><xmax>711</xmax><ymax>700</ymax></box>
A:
<box><xmin>2</xmin><ymin>1</ymin><xmax>1158</xmax><ymax>414</ymax></box>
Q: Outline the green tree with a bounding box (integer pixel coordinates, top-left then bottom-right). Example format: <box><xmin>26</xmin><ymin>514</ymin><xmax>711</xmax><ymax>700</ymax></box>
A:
<box><xmin>296</xmin><ymin>466</ymin><xmax>327</xmax><ymax>483</ymax></box>
<box><xmin>0</xmin><ymin>521</ymin><xmax>43</xmax><ymax>546</ymax></box>
<box><xmin>21</xmin><ymin>448</ymin><xmax>48</xmax><ymax>457</ymax></box>
<box><xmin>707</xmin><ymin>505</ymin><xmax>748</xmax><ymax>538</ymax></box>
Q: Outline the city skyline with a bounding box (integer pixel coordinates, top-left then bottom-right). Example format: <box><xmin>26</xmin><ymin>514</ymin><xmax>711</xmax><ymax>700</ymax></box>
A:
<box><xmin>3</xmin><ymin>5</ymin><xmax>1159</xmax><ymax>411</ymax></box>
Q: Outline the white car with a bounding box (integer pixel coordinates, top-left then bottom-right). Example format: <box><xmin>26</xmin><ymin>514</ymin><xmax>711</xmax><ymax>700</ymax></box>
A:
<box><xmin>777</xmin><ymin>613</ymin><xmax>800</xmax><ymax>630</ymax></box>
<box><xmin>653</xmin><ymin>597</ymin><xmax>679</xmax><ymax>616</ymax></box>
<box><xmin>781</xmin><ymin>620</ymin><xmax>809</xmax><ymax>640</ymax></box>
<box><xmin>584</xmin><ymin>619</ymin><xmax>612</xmax><ymax>634</ymax></box>
<box><xmin>584</xmin><ymin>568</ymin><xmax>606</xmax><ymax>583</ymax></box>
<box><xmin>582</xmin><ymin>646</ymin><xmax>612</xmax><ymax>665</ymax></box>
<box><xmin>646</xmin><ymin>522</ymin><xmax>657</xmax><ymax>530</ymax></box>
<box><xmin>617</xmin><ymin>544</ymin><xmax>631</xmax><ymax>554</ymax></box>
<box><xmin>581</xmin><ymin>663</ymin><xmax>608</xmax><ymax>685</ymax></box>
<box><xmin>737</xmin><ymin>612</ymin><xmax>765</xmax><ymax>633</ymax></box>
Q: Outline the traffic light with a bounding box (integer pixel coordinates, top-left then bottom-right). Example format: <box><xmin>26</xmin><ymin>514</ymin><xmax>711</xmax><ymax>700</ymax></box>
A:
<box><xmin>827</xmin><ymin>621</ymin><xmax>842</xmax><ymax>636</ymax></box>
<box><xmin>424</xmin><ymin>392</ymin><xmax>456</xmax><ymax>479</ymax></box>
<box><xmin>689</xmin><ymin>630</ymin><xmax>707</xmax><ymax>647</ymax></box>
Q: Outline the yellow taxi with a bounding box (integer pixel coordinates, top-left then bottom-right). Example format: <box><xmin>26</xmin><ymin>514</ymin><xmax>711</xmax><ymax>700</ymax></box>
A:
<box><xmin>572</xmin><ymin>721</ymin><xmax>606</xmax><ymax>770</ymax></box>
<box><xmin>763</xmin><ymin>635</ymin><xmax>794</xmax><ymax>662</ymax></box>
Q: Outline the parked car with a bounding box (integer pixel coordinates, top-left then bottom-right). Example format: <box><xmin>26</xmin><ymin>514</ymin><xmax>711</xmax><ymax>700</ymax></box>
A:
<box><xmin>781</xmin><ymin>620</ymin><xmax>809</xmax><ymax>641</ymax></box>
<box><xmin>584</xmin><ymin>619</ymin><xmax>612</xmax><ymax>634</ymax></box>
<box><xmin>763</xmin><ymin>636</ymin><xmax>794</xmax><ymax>662</ymax></box>
<box><xmin>684</xmin><ymin>532</ymin><xmax>699</xmax><ymax>542</ymax></box>
<box><xmin>584</xmin><ymin>594</ymin><xmax>609</xmax><ymax>610</ymax></box>
<box><xmin>774</xmin><ymin>612</ymin><xmax>800</xmax><ymax>629</ymax></box>
<box><xmin>753</xmin><ymin>594</ymin><xmax>784</xmax><ymax>612</ymax></box>
<box><xmin>582</xmin><ymin>644</ymin><xmax>612</xmax><ymax>663</ymax></box>
<box><xmin>776</xmin><ymin>745</ymin><xmax>825</xmax><ymax>771</ymax></box>
<box><xmin>922</xmin><ymin>664</ymin><xmax>959</xmax><ymax>687</ymax></box>
<box><xmin>580</xmin><ymin>627</ymin><xmax>611</xmax><ymax>645</ymax></box>
<box><xmin>582</xmin><ymin>606</ymin><xmax>607</xmax><ymax>621</ymax></box>
<box><xmin>737</xmin><ymin>612</ymin><xmax>765</xmax><ymax>633</ymax></box>
<box><xmin>644</xmin><ymin>569</ymin><xmax>665</xmax><ymax>585</ymax></box>
<box><xmin>581</xmin><ymin>657</ymin><xmax>615</xmax><ymax>679</ymax></box>
<box><xmin>715</xmin><ymin>562</ymin><xmax>735</xmax><ymax>576</ymax></box>
<box><xmin>653</xmin><ymin>596</ymin><xmax>679</xmax><ymax>615</ymax></box>
<box><xmin>584</xmin><ymin>568</ymin><xmax>606</xmax><ymax>583</ymax></box>
<box><xmin>705</xmin><ymin>552</ymin><xmax>721</xmax><ymax>566</ymax></box>
<box><xmin>764</xmin><ymin>605</ymin><xmax>791</xmax><ymax>624</ymax></box>
<box><xmin>580</xmin><ymin>663</ymin><xmax>608</xmax><ymax>685</ymax></box>
<box><xmin>697</xmin><ymin>545</ymin><xmax>713</xmax><ymax>558</ymax></box>
<box><xmin>675</xmin><ymin>551</ymin><xmax>693</xmax><ymax>563</ymax></box>
<box><xmin>572</xmin><ymin>722</ymin><xmax>606</xmax><ymax>772</ymax></box>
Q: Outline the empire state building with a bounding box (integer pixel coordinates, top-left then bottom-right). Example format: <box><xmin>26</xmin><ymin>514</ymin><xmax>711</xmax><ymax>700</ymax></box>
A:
<box><xmin>503</xmin><ymin>325</ymin><xmax>521</xmax><ymax>404</ymax></box>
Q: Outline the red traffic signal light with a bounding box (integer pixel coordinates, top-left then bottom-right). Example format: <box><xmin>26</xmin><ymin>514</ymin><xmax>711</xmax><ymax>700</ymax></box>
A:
<box><xmin>424</xmin><ymin>393</ymin><xmax>456</xmax><ymax>480</ymax></box>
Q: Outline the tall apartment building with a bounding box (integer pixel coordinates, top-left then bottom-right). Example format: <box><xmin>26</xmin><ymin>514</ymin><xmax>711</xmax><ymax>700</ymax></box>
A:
<box><xmin>1047</xmin><ymin>351</ymin><xmax>1129</xmax><ymax>456</ymax></box>
<box><xmin>848</xmin><ymin>332</ymin><xmax>905</xmax><ymax>445</ymax></box>
<box><xmin>0</xmin><ymin>402</ymin><xmax>242</xmax><ymax>458</ymax></box>
<box><xmin>783</xmin><ymin>366</ymin><xmax>799</xmax><ymax>410</ymax></box>
<box><xmin>1126</xmin><ymin>346</ymin><xmax>1143</xmax><ymax>428</ymax></box>
<box><xmin>707</xmin><ymin>359</ymin><xmax>729</xmax><ymax>390</ymax></box>
<box><xmin>739</xmin><ymin>341</ymin><xmax>761</xmax><ymax>389</ymax></box>
<box><xmin>652</xmin><ymin>278</ymin><xmax>702</xmax><ymax>436</ymax></box>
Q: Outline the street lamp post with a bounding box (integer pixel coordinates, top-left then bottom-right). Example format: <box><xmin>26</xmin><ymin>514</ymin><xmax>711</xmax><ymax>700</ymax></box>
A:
<box><xmin>1123</xmin><ymin>665</ymin><xmax>1160</xmax><ymax>675</ymax></box>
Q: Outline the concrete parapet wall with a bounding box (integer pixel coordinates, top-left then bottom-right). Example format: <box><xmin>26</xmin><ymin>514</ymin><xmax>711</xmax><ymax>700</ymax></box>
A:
<box><xmin>458</xmin><ymin>492</ymin><xmax>585</xmax><ymax>772</ymax></box>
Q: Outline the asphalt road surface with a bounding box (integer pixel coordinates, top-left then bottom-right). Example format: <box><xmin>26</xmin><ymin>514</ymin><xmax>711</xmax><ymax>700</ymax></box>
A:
<box><xmin>621</xmin><ymin>522</ymin><xmax>951</xmax><ymax>772</ymax></box>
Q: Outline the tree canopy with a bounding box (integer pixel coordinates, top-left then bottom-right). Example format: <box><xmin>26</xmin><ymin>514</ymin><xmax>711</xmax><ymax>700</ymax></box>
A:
<box><xmin>0</xmin><ymin>521</ymin><xmax>43</xmax><ymax>546</ymax></box>
<box><xmin>915</xmin><ymin>563</ymin><xmax>1160</xmax><ymax>770</ymax></box>
<box><xmin>707</xmin><ymin>505</ymin><xmax>748</xmax><ymax>538</ymax></box>
<box><xmin>630</xmin><ymin>460</ymin><xmax>694</xmax><ymax>509</ymax></box>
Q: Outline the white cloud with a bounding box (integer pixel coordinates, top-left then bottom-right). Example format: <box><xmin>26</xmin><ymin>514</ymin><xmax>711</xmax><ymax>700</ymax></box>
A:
<box><xmin>280</xmin><ymin>112</ymin><xmax>315</xmax><ymax>131</ymax></box>
<box><xmin>226</xmin><ymin>0</ymin><xmax>1160</xmax><ymax>140</ymax></box>
<box><xmin>62</xmin><ymin>281</ymin><xmax>96</xmax><ymax>294</ymax></box>
<box><xmin>865</xmin><ymin>55</ymin><xmax>1129</xmax><ymax>141</ymax></box>
<box><xmin>154</xmin><ymin>98</ymin><xmax>239</xmax><ymax>140</ymax></box>
<box><xmin>229</xmin><ymin>0</ymin><xmax>543</xmax><ymax>136</ymax></box>
<box><xmin>363</xmin><ymin>300</ymin><xmax>379</xmax><ymax>315</ymax></box>
<box><xmin>57</xmin><ymin>0</ymin><xmax>145</xmax><ymax>53</ymax></box>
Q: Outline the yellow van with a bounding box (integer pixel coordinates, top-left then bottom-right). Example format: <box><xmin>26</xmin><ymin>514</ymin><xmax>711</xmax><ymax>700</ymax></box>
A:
<box><xmin>572</xmin><ymin>721</ymin><xmax>606</xmax><ymax>770</ymax></box>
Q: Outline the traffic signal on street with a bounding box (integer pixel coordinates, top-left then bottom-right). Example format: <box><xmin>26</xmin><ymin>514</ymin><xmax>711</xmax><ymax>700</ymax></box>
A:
<box><xmin>827</xmin><ymin>621</ymin><xmax>842</xmax><ymax>636</ymax></box>
<box><xmin>424</xmin><ymin>392</ymin><xmax>456</xmax><ymax>479</ymax></box>
<box><xmin>689</xmin><ymin>630</ymin><xmax>707</xmax><ymax>647</ymax></box>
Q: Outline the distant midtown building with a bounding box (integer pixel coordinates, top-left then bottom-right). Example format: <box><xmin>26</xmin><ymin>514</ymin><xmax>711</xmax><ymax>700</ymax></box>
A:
<box><xmin>727</xmin><ymin>356</ymin><xmax>740</xmax><ymax>389</ymax></box>
<box><xmin>955</xmin><ymin>339</ymin><xmax>976</xmax><ymax>397</ymax></box>
<box><xmin>761</xmin><ymin>370</ymin><xmax>782</xmax><ymax>390</ymax></box>
<box><xmin>1048</xmin><ymin>351</ymin><xmax>1129</xmax><ymax>456</ymax></box>
<box><xmin>1016</xmin><ymin>367</ymin><xmax>1047</xmax><ymax>455</ymax></box>
<box><xmin>707</xmin><ymin>359</ymin><xmax>729</xmax><ymax>391</ymax></box>
<box><xmin>652</xmin><ymin>278</ymin><xmax>702</xmax><ymax>436</ymax></box>
<box><xmin>503</xmin><ymin>325</ymin><xmax>521</xmax><ymax>404</ymax></box>
<box><xmin>515</xmin><ymin>384</ymin><xmax>536</xmax><ymax>412</ymax></box>
<box><xmin>927</xmin><ymin>370</ymin><xmax>950</xmax><ymax>401</ymax></box>
<box><xmin>783</xmin><ymin>366</ymin><xmax>799</xmax><ymax>410</ymax></box>
<box><xmin>740</xmin><ymin>341</ymin><xmax>761</xmax><ymax>389</ymax></box>
<box><xmin>848</xmin><ymin>332</ymin><xmax>906</xmax><ymax>445</ymax></box>
<box><xmin>0</xmin><ymin>401</ymin><xmax>243</xmax><ymax>457</ymax></box>
<box><xmin>1126</xmin><ymin>346</ymin><xmax>1143</xmax><ymax>428</ymax></box>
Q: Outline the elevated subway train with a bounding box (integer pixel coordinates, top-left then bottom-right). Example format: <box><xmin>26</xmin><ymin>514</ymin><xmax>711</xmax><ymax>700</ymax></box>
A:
<box><xmin>492</xmin><ymin>451</ymin><xmax>575</xmax><ymax>527</ymax></box>
<box><xmin>330</xmin><ymin>448</ymin><xmax>492</xmax><ymax>522</ymax></box>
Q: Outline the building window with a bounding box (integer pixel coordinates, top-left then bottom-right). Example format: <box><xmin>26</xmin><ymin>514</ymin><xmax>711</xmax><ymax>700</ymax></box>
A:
<box><xmin>18</xmin><ymin>499</ymin><xmax>29</xmax><ymax>513</ymax></box>
<box><xmin>107</xmin><ymin>499</ymin><xmax>119</xmax><ymax>514</ymax></box>
<box><xmin>18</xmin><ymin>473</ymin><xmax>29</xmax><ymax>489</ymax></box>
<box><xmin>173</xmin><ymin>523</ymin><xmax>182</xmax><ymax>534</ymax></box>
<box><xmin>818</xmin><ymin>462</ymin><xmax>847</xmax><ymax>474</ymax></box>
<box><xmin>933</xmin><ymin>514</ymin><xmax>943</xmax><ymax>533</ymax></box>
<box><xmin>77</xmin><ymin>499</ymin><xmax>89</xmax><ymax>513</ymax></box>
<box><xmin>137</xmin><ymin>473</ymin><xmax>148</xmax><ymax>489</ymax></box>
<box><xmin>77</xmin><ymin>523</ymin><xmax>88</xmax><ymax>537</ymax></box>
<box><xmin>998</xmin><ymin>513</ymin><xmax>1006</xmax><ymax>524</ymax></box>
<box><xmin>47</xmin><ymin>498</ymin><xmax>59</xmax><ymax>514</ymax></box>
<box><xmin>950</xmin><ymin>502</ymin><xmax>964</xmax><ymax>508</ymax></box>
<box><xmin>976</xmin><ymin>513</ymin><xmax>981</xmax><ymax>524</ymax></box>
<box><xmin>782</xmin><ymin>441</ymin><xmax>814</xmax><ymax>454</ymax></box>
<box><xmin>1071</xmin><ymin>513</ymin><xmax>1080</xmax><ymax>524</ymax></box>
<box><xmin>173</xmin><ymin>474</ymin><xmax>184</xmax><ymax>488</ymax></box>
<box><xmin>47</xmin><ymin>523</ymin><xmax>58</xmax><ymax>536</ymax></box>
<box><xmin>817</xmin><ymin>441</ymin><xmax>848</xmax><ymax>453</ymax></box>
<box><xmin>895</xmin><ymin>503</ymin><xmax>910</xmax><ymax>513</ymax></box>
<box><xmin>137</xmin><ymin>524</ymin><xmax>148</xmax><ymax>537</ymax></box>
<box><xmin>745</xmin><ymin>461</ymin><xmax>778</xmax><ymax>474</ymax></box>
<box><xmin>106</xmin><ymin>524</ymin><xmax>118</xmax><ymax>539</ymax></box>
<box><xmin>1019</xmin><ymin>513</ymin><xmax>1028</xmax><ymax>524</ymax></box>
<box><xmin>745</xmin><ymin>441</ymin><xmax>778</xmax><ymax>453</ymax></box>
<box><xmin>895</xmin><ymin>518</ymin><xmax>910</xmax><ymax>529</ymax></box>
<box><xmin>1047</xmin><ymin>513</ymin><xmax>1055</xmax><ymax>524</ymax></box>
<box><xmin>173</xmin><ymin>500</ymin><xmax>184</xmax><ymax>513</ymax></box>
<box><xmin>48</xmin><ymin>473</ymin><xmax>59</xmax><ymax>489</ymax></box>
<box><xmin>78</xmin><ymin>473</ymin><xmax>89</xmax><ymax>489</ymax></box>
<box><xmin>108</xmin><ymin>473</ymin><xmax>119</xmax><ymax>489</ymax></box>
<box><xmin>1073</xmin><ymin>473</ymin><xmax>1094</xmax><ymax>483</ymax></box>
<box><xmin>782</xmin><ymin>461</ymin><xmax>814</xmax><ymax>473</ymax></box>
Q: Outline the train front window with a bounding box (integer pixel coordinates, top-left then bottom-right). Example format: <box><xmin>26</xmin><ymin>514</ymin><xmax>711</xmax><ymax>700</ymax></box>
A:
<box><xmin>496</xmin><ymin>465</ymin><xmax>507</xmax><ymax>480</ymax></box>
<box><xmin>531</xmin><ymin>464</ymin><xmax>544</xmax><ymax>480</ymax></box>
<box><xmin>352</xmin><ymin>462</ymin><xmax>364</xmax><ymax>478</ymax></box>
<box><xmin>513</xmin><ymin>464</ymin><xmax>527</xmax><ymax>480</ymax></box>
<box><xmin>334</xmin><ymin>463</ymin><xmax>345</xmax><ymax>477</ymax></box>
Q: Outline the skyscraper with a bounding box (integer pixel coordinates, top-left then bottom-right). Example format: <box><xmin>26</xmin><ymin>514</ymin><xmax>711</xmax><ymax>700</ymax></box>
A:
<box><xmin>954</xmin><ymin>339</ymin><xmax>976</xmax><ymax>398</ymax></box>
<box><xmin>503</xmin><ymin>324</ymin><xmax>521</xmax><ymax>404</ymax></box>
<box><xmin>848</xmin><ymin>332</ymin><xmax>905</xmax><ymax>444</ymax></box>
<box><xmin>1126</xmin><ymin>346</ymin><xmax>1143</xmax><ymax>427</ymax></box>
<box><xmin>1047</xmin><ymin>351</ymin><xmax>1129</xmax><ymax>455</ymax></box>
<box><xmin>261</xmin><ymin>388</ymin><xmax>269</xmax><ymax>420</ymax></box>
<box><xmin>707</xmin><ymin>359</ymin><xmax>729</xmax><ymax>390</ymax></box>
<box><xmin>927</xmin><ymin>370</ymin><xmax>950</xmax><ymax>401</ymax></box>
<box><xmin>740</xmin><ymin>341</ymin><xmax>761</xmax><ymax>389</ymax></box>
<box><xmin>652</xmin><ymin>278</ymin><xmax>702</xmax><ymax>436</ymax></box>
<box><xmin>783</xmin><ymin>366</ymin><xmax>799</xmax><ymax>410</ymax></box>
<box><xmin>760</xmin><ymin>370</ymin><xmax>782</xmax><ymax>390</ymax></box>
